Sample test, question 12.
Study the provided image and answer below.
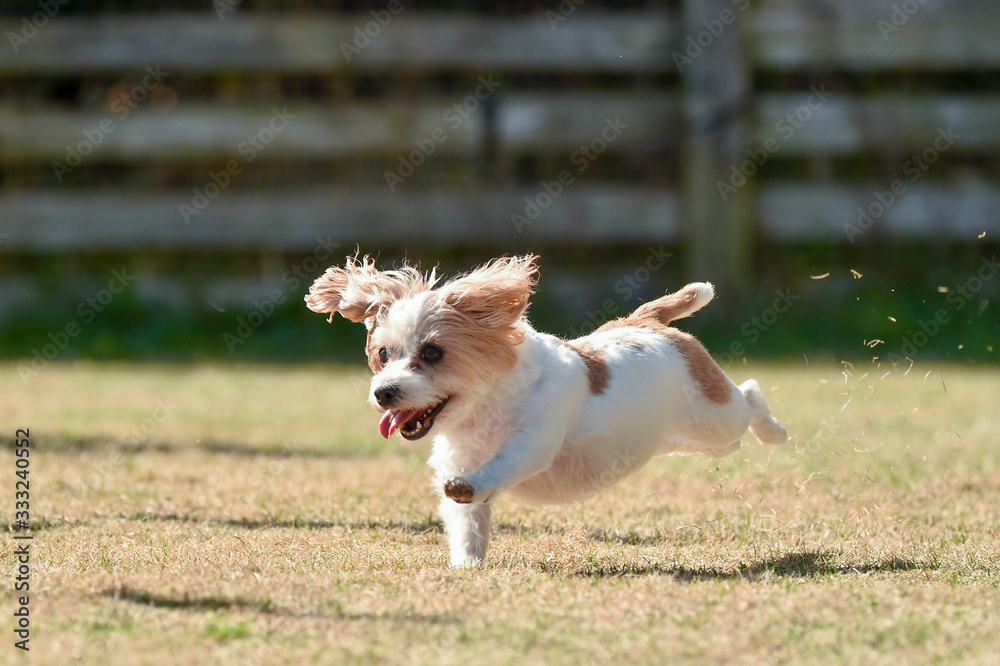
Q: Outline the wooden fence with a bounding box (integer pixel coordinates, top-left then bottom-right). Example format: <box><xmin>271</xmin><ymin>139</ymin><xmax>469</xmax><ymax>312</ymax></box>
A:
<box><xmin>1</xmin><ymin>1</ymin><xmax>999</xmax><ymax>297</ymax></box>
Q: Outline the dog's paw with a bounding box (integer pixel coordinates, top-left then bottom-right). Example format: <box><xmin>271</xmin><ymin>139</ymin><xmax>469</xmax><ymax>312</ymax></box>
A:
<box><xmin>449</xmin><ymin>554</ymin><xmax>484</xmax><ymax>568</ymax></box>
<box><xmin>444</xmin><ymin>477</ymin><xmax>475</xmax><ymax>504</ymax></box>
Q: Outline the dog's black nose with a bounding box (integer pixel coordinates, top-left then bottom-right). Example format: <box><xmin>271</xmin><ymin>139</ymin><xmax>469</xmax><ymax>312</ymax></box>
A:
<box><xmin>374</xmin><ymin>385</ymin><xmax>399</xmax><ymax>407</ymax></box>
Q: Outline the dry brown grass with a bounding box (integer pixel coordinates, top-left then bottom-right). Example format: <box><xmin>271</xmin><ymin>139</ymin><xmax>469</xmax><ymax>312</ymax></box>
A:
<box><xmin>1</xmin><ymin>361</ymin><xmax>998</xmax><ymax>665</ymax></box>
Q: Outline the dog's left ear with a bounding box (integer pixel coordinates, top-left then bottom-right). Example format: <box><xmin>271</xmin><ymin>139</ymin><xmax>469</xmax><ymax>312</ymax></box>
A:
<box><xmin>305</xmin><ymin>254</ymin><xmax>427</xmax><ymax>328</ymax></box>
<box><xmin>440</xmin><ymin>254</ymin><xmax>539</xmax><ymax>329</ymax></box>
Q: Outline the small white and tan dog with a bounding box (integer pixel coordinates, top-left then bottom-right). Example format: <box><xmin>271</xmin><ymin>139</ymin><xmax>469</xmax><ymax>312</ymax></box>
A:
<box><xmin>306</xmin><ymin>254</ymin><xmax>787</xmax><ymax>567</ymax></box>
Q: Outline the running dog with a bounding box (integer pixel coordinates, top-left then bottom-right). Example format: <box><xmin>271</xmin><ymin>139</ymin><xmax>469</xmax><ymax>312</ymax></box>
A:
<box><xmin>306</xmin><ymin>254</ymin><xmax>788</xmax><ymax>566</ymax></box>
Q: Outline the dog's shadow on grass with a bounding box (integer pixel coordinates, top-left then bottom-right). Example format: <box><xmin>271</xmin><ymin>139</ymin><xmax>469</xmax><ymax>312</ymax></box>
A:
<box><xmin>20</xmin><ymin>512</ymin><xmax>448</xmax><ymax>535</ymax></box>
<box><xmin>570</xmin><ymin>550</ymin><xmax>929</xmax><ymax>581</ymax></box>
<box><xmin>124</xmin><ymin>512</ymin><xmax>446</xmax><ymax>534</ymax></box>
<box><xmin>126</xmin><ymin>514</ymin><xmax>563</xmax><ymax>537</ymax></box>
<box><xmin>102</xmin><ymin>585</ymin><xmax>460</xmax><ymax>624</ymax></box>
<box><xmin>32</xmin><ymin>433</ymin><xmax>362</xmax><ymax>459</ymax></box>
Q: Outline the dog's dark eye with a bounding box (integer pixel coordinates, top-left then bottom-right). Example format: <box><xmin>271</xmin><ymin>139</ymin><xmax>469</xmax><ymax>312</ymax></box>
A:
<box><xmin>378</xmin><ymin>348</ymin><xmax>389</xmax><ymax>365</ymax></box>
<box><xmin>421</xmin><ymin>345</ymin><xmax>443</xmax><ymax>364</ymax></box>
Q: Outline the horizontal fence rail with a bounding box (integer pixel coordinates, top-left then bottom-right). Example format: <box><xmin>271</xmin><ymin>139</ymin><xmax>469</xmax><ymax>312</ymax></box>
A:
<box><xmin>3</xmin><ymin>95</ymin><xmax>998</xmax><ymax>164</ymax></box>
<box><xmin>2</xmin><ymin>185</ymin><xmax>998</xmax><ymax>252</ymax></box>
<box><xmin>0</xmin><ymin>14</ymin><xmax>678</xmax><ymax>74</ymax></box>
<box><xmin>0</xmin><ymin>188</ymin><xmax>682</xmax><ymax>250</ymax></box>
<box><xmin>3</xmin><ymin>12</ymin><xmax>1000</xmax><ymax>73</ymax></box>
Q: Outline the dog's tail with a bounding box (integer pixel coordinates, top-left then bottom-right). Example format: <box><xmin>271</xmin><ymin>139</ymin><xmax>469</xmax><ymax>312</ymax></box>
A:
<box><xmin>629</xmin><ymin>282</ymin><xmax>715</xmax><ymax>326</ymax></box>
<box><xmin>663</xmin><ymin>282</ymin><xmax>715</xmax><ymax>322</ymax></box>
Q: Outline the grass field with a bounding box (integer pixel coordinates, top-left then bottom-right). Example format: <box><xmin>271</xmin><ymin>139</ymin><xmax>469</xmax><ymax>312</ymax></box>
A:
<box><xmin>2</xmin><ymin>359</ymin><xmax>998</xmax><ymax>665</ymax></box>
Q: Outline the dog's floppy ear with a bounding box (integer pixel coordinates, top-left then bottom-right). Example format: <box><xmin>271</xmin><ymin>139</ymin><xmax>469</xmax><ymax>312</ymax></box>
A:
<box><xmin>305</xmin><ymin>254</ymin><xmax>428</xmax><ymax>328</ymax></box>
<box><xmin>440</xmin><ymin>254</ymin><xmax>539</xmax><ymax>330</ymax></box>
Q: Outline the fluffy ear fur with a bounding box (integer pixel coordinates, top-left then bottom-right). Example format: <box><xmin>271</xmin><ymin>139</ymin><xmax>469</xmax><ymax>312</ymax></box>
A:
<box><xmin>305</xmin><ymin>254</ymin><xmax>430</xmax><ymax>327</ymax></box>
<box><xmin>439</xmin><ymin>254</ymin><xmax>539</xmax><ymax>333</ymax></box>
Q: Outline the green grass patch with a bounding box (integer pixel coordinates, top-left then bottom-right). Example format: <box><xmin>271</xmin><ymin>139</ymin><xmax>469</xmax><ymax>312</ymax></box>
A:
<box><xmin>202</xmin><ymin>616</ymin><xmax>254</xmax><ymax>641</ymax></box>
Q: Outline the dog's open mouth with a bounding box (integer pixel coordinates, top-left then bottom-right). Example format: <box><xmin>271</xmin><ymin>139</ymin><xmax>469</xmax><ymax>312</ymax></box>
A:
<box><xmin>378</xmin><ymin>397</ymin><xmax>451</xmax><ymax>441</ymax></box>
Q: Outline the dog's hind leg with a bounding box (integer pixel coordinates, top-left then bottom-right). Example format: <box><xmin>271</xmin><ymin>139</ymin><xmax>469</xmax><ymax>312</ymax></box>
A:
<box><xmin>740</xmin><ymin>379</ymin><xmax>788</xmax><ymax>444</ymax></box>
<box><xmin>438</xmin><ymin>499</ymin><xmax>492</xmax><ymax>567</ymax></box>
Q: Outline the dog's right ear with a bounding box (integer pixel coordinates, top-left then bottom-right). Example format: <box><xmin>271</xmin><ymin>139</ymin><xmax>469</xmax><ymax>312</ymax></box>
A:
<box><xmin>305</xmin><ymin>254</ymin><xmax>427</xmax><ymax>328</ymax></box>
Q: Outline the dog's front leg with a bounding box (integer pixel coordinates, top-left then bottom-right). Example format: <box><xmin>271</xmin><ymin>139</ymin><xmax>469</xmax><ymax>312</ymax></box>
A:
<box><xmin>444</xmin><ymin>376</ymin><xmax>580</xmax><ymax>505</ymax></box>
<box><xmin>438</xmin><ymin>499</ymin><xmax>492</xmax><ymax>567</ymax></box>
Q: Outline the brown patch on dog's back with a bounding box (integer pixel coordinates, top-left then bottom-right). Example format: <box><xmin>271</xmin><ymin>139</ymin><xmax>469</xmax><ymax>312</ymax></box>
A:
<box><xmin>564</xmin><ymin>341</ymin><xmax>611</xmax><ymax>395</ymax></box>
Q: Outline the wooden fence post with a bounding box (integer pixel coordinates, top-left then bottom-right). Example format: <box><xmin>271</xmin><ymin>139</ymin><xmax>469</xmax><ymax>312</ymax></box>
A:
<box><xmin>680</xmin><ymin>0</ymin><xmax>754</xmax><ymax>311</ymax></box>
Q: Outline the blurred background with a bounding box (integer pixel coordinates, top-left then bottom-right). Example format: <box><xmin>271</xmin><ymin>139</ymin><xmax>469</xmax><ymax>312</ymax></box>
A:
<box><xmin>0</xmin><ymin>0</ymin><xmax>997</xmax><ymax>365</ymax></box>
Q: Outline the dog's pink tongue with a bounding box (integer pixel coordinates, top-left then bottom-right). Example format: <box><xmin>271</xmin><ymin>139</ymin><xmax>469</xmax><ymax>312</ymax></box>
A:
<box><xmin>378</xmin><ymin>411</ymin><xmax>395</xmax><ymax>439</ymax></box>
<box><xmin>378</xmin><ymin>409</ymin><xmax>423</xmax><ymax>439</ymax></box>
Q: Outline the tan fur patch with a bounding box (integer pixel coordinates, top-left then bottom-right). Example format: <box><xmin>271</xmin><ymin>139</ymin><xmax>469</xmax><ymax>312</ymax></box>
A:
<box><xmin>429</xmin><ymin>306</ymin><xmax>522</xmax><ymax>385</ymax></box>
<box><xmin>365</xmin><ymin>327</ymin><xmax>383</xmax><ymax>373</ymax></box>
<box><xmin>439</xmin><ymin>255</ymin><xmax>538</xmax><ymax>333</ymax></box>
<box><xmin>597</xmin><ymin>290</ymin><xmax>730</xmax><ymax>405</ymax></box>
<box><xmin>564</xmin><ymin>341</ymin><xmax>611</xmax><ymax>395</ymax></box>
<box><xmin>661</xmin><ymin>329</ymin><xmax>732</xmax><ymax>405</ymax></box>
<box><xmin>306</xmin><ymin>253</ymin><xmax>430</xmax><ymax>325</ymax></box>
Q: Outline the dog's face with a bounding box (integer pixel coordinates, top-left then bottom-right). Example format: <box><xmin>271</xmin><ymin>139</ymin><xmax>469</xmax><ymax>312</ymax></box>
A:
<box><xmin>306</xmin><ymin>254</ymin><xmax>538</xmax><ymax>441</ymax></box>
